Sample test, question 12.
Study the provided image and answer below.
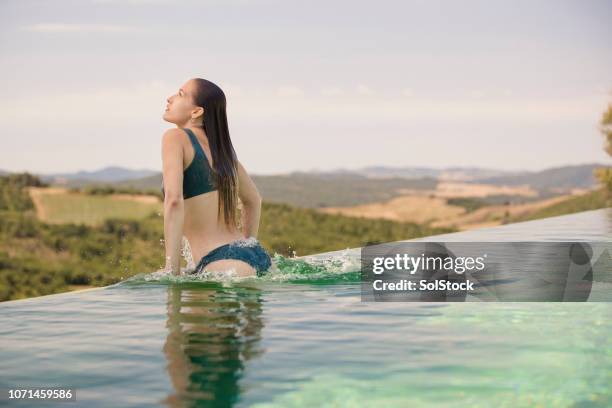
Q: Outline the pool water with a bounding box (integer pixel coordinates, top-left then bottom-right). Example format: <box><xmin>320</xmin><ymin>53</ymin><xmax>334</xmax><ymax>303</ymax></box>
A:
<box><xmin>1</xmin><ymin>209</ymin><xmax>611</xmax><ymax>407</ymax></box>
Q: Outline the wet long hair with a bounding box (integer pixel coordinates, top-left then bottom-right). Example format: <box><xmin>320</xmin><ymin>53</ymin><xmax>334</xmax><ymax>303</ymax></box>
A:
<box><xmin>191</xmin><ymin>78</ymin><xmax>239</xmax><ymax>230</ymax></box>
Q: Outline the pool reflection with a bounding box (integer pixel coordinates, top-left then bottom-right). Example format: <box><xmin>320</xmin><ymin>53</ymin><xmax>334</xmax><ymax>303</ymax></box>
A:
<box><xmin>161</xmin><ymin>283</ymin><xmax>265</xmax><ymax>407</ymax></box>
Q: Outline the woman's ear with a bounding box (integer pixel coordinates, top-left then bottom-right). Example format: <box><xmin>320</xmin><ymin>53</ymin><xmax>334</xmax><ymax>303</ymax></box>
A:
<box><xmin>192</xmin><ymin>106</ymin><xmax>204</xmax><ymax>121</ymax></box>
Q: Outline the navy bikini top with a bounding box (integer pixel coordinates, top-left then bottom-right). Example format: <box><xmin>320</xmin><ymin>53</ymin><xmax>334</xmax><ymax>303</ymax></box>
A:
<box><xmin>161</xmin><ymin>128</ymin><xmax>217</xmax><ymax>200</ymax></box>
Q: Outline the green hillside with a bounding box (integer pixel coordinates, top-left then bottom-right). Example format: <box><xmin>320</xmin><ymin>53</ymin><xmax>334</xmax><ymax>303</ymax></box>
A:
<box><xmin>472</xmin><ymin>163</ymin><xmax>603</xmax><ymax>191</ymax></box>
<box><xmin>108</xmin><ymin>172</ymin><xmax>438</xmax><ymax>208</ymax></box>
<box><xmin>253</xmin><ymin>173</ymin><xmax>438</xmax><ymax>208</ymax></box>
<box><xmin>0</xmin><ymin>173</ymin><xmax>453</xmax><ymax>302</ymax></box>
<box><xmin>510</xmin><ymin>188</ymin><xmax>611</xmax><ymax>222</ymax></box>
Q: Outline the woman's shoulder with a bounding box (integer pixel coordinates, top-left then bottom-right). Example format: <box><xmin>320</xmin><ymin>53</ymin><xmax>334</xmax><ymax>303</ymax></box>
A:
<box><xmin>161</xmin><ymin>128</ymin><xmax>188</xmax><ymax>147</ymax></box>
<box><xmin>162</xmin><ymin>128</ymin><xmax>186</xmax><ymax>138</ymax></box>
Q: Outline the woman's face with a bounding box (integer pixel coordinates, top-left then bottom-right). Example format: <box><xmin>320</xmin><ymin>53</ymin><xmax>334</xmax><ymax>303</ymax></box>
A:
<box><xmin>163</xmin><ymin>79</ymin><xmax>201</xmax><ymax>126</ymax></box>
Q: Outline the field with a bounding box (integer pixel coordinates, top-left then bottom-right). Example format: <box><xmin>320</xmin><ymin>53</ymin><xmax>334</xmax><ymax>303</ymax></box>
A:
<box><xmin>29</xmin><ymin>187</ymin><xmax>162</xmax><ymax>226</ymax></box>
<box><xmin>319</xmin><ymin>181</ymin><xmax>601</xmax><ymax>230</ymax></box>
<box><xmin>397</xmin><ymin>181</ymin><xmax>540</xmax><ymax>198</ymax></box>
<box><xmin>29</xmin><ymin>182</ymin><xmax>607</xmax><ymax>235</ymax></box>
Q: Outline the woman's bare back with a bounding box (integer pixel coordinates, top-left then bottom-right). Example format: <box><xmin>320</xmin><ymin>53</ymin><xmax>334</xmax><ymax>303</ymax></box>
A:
<box><xmin>179</xmin><ymin>128</ymin><xmax>261</xmax><ymax>276</ymax></box>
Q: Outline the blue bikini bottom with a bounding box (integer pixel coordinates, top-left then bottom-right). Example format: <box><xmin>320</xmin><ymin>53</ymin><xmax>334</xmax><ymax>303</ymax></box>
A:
<box><xmin>192</xmin><ymin>237</ymin><xmax>273</xmax><ymax>277</ymax></box>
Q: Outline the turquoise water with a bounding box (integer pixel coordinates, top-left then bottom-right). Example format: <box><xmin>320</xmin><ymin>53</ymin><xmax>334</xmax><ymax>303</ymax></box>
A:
<box><xmin>1</xmin><ymin>209</ymin><xmax>611</xmax><ymax>407</ymax></box>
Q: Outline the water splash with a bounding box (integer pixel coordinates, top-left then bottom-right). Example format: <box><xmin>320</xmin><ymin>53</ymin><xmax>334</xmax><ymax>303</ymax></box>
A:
<box><xmin>261</xmin><ymin>249</ymin><xmax>361</xmax><ymax>284</ymax></box>
<box><xmin>180</xmin><ymin>235</ymin><xmax>195</xmax><ymax>271</ymax></box>
<box><xmin>119</xmin><ymin>247</ymin><xmax>362</xmax><ymax>286</ymax></box>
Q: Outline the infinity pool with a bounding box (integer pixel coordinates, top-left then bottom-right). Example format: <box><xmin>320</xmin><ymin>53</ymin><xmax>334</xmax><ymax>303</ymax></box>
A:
<box><xmin>1</xmin><ymin>209</ymin><xmax>611</xmax><ymax>407</ymax></box>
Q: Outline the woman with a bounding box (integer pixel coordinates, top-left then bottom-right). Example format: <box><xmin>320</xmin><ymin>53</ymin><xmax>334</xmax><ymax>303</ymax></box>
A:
<box><xmin>160</xmin><ymin>78</ymin><xmax>272</xmax><ymax>277</ymax></box>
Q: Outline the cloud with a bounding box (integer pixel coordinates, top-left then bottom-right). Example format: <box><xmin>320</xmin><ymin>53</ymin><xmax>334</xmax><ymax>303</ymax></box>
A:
<box><xmin>91</xmin><ymin>0</ymin><xmax>267</xmax><ymax>4</ymax></box>
<box><xmin>276</xmin><ymin>85</ymin><xmax>305</xmax><ymax>97</ymax></box>
<box><xmin>0</xmin><ymin>81</ymin><xmax>604</xmax><ymax>128</ymax></box>
<box><xmin>356</xmin><ymin>84</ymin><xmax>373</xmax><ymax>95</ymax></box>
<box><xmin>0</xmin><ymin>80</ymin><xmax>170</xmax><ymax>125</ymax></box>
<box><xmin>321</xmin><ymin>87</ymin><xmax>344</xmax><ymax>96</ymax></box>
<box><xmin>92</xmin><ymin>0</ymin><xmax>174</xmax><ymax>3</ymax></box>
<box><xmin>401</xmin><ymin>88</ymin><xmax>415</xmax><ymax>97</ymax></box>
<box><xmin>469</xmin><ymin>89</ymin><xmax>487</xmax><ymax>98</ymax></box>
<box><xmin>20</xmin><ymin>23</ymin><xmax>137</xmax><ymax>33</ymax></box>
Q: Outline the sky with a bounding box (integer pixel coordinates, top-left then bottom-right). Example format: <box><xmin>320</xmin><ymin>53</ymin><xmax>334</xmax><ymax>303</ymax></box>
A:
<box><xmin>0</xmin><ymin>0</ymin><xmax>610</xmax><ymax>175</ymax></box>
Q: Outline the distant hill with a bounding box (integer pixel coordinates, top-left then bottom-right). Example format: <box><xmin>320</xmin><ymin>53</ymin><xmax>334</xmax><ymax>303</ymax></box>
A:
<box><xmin>339</xmin><ymin>166</ymin><xmax>519</xmax><ymax>181</ymax></box>
<box><xmin>38</xmin><ymin>166</ymin><xmax>158</xmax><ymax>185</ymax></box>
<box><xmin>114</xmin><ymin>173</ymin><xmax>162</xmax><ymax>190</ymax></box>
<box><xmin>19</xmin><ymin>162</ymin><xmax>609</xmax><ymax>204</ymax></box>
<box><xmin>113</xmin><ymin>172</ymin><xmax>439</xmax><ymax>208</ymax></box>
<box><xmin>253</xmin><ymin>173</ymin><xmax>438</xmax><ymax>207</ymax></box>
<box><xmin>469</xmin><ymin>163</ymin><xmax>607</xmax><ymax>191</ymax></box>
<box><xmin>13</xmin><ymin>166</ymin><xmax>441</xmax><ymax>180</ymax></box>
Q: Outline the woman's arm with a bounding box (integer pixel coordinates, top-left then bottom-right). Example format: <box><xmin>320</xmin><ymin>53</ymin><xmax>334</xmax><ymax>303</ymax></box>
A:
<box><xmin>161</xmin><ymin>129</ymin><xmax>185</xmax><ymax>275</ymax></box>
<box><xmin>236</xmin><ymin>160</ymin><xmax>262</xmax><ymax>239</ymax></box>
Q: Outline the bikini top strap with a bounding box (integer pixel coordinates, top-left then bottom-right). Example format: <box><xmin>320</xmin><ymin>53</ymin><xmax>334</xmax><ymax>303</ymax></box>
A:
<box><xmin>183</xmin><ymin>128</ymin><xmax>204</xmax><ymax>157</ymax></box>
